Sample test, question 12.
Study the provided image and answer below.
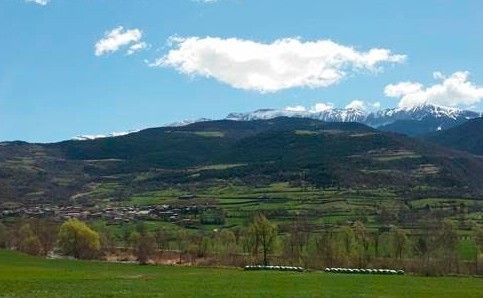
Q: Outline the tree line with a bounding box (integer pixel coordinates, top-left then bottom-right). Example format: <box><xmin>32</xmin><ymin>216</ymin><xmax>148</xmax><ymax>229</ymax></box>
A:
<box><xmin>0</xmin><ymin>214</ymin><xmax>482</xmax><ymax>276</ymax></box>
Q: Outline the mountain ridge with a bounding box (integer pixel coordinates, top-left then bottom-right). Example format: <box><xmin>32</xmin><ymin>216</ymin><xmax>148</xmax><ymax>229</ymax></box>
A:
<box><xmin>71</xmin><ymin>104</ymin><xmax>480</xmax><ymax>141</ymax></box>
<box><xmin>225</xmin><ymin>104</ymin><xmax>480</xmax><ymax>135</ymax></box>
<box><xmin>3</xmin><ymin>117</ymin><xmax>483</xmax><ymax>205</ymax></box>
<box><xmin>422</xmin><ymin>117</ymin><xmax>483</xmax><ymax>156</ymax></box>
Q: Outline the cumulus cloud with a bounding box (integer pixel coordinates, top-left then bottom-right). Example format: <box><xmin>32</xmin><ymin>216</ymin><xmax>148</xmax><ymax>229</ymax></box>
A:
<box><xmin>25</xmin><ymin>0</ymin><xmax>49</xmax><ymax>5</ymax></box>
<box><xmin>345</xmin><ymin>100</ymin><xmax>366</xmax><ymax>110</ymax></box>
<box><xmin>285</xmin><ymin>105</ymin><xmax>307</xmax><ymax>112</ymax></box>
<box><xmin>311</xmin><ymin>102</ymin><xmax>335</xmax><ymax>112</ymax></box>
<box><xmin>384</xmin><ymin>71</ymin><xmax>483</xmax><ymax>108</ymax></box>
<box><xmin>193</xmin><ymin>0</ymin><xmax>220</xmax><ymax>3</ymax></box>
<box><xmin>127</xmin><ymin>42</ymin><xmax>148</xmax><ymax>55</ymax></box>
<box><xmin>285</xmin><ymin>103</ymin><xmax>334</xmax><ymax>113</ymax></box>
<box><xmin>95</xmin><ymin>26</ymin><xmax>147</xmax><ymax>56</ymax></box>
<box><xmin>151</xmin><ymin>36</ymin><xmax>406</xmax><ymax>93</ymax></box>
<box><xmin>371</xmin><ymin>101</ymin><xmax>381</xmax><ymax>109</ymax></box>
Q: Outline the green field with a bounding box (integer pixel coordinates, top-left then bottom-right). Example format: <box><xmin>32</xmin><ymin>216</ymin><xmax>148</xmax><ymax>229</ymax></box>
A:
<box><xmin>120</xmin><ymin>182</ymin><xmax>482</xmax><ymax>232</ymax></box>
<box><xmin>0</xmin><ymin>250</ymin><xmax>482</xmax><ymax>298</ymax></box>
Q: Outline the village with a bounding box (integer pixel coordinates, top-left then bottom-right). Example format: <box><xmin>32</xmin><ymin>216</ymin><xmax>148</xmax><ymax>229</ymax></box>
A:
<box><xmin>0</xmin><ymin>197</ymin><xmax>226</xmax><ymax>227</ymax></box>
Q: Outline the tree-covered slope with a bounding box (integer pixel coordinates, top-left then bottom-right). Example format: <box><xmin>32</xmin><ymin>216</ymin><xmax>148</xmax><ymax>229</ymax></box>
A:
<box><xmin>422</xmin><ymin>117</ymin><xmax>483</xmax><ymax>156</ymax></box>
<box><xmin>2</xmin><ymin>117</ymin><xmax>483</xmax><ymax>204</ymax></box>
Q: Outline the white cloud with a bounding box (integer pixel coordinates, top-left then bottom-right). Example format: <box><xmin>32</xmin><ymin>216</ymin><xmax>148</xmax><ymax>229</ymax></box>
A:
<box><xmin>345</xmin><ymin>100</ymin><xmax>366</xmax><ymax>110</ymax></box>
<box><xmin>384</xmin><ymin>71</ymin><xmax>483</xmax><ymax>108</ymax></box>
<box><xmin>193</xmin><ymin>0</ymin><xmax>220</xmax><ymax>3</ymax></box>
<box><xmin>285</xmin><ymin>102</ymin><xmax>335</xmax><ymax>113</ymax></box>
<box><xmin>151</xmin><ymin>36</ymin><xmax>406</xmax><ymax>93</ymax></box>
<box><xmin>95</xmin><ymin>26</ymin><xmax>146</xmax><ymax>56</ymax></box>
<box><xmin>285</xmin><ymin>105</ymin><xmax>307</xmax><ymax>112</ymax></box>
<box><xmin>127</xmin><ymin>42</ymin><xmax>148</xmax><ymax>55</ymax></box>
<box><xmin>384</xmin><ymin>82</ymin><xmax>423</xmax><ymax>98</ymax></box>
<box><xmin>25</xmin><ymin>0</ymin><xmax>49</xmax><ymax>5</ymax></box>
<box><xmin>311</xmin><ymin>102</ymin><xmax>334</xmax><ymax>112</ymax></box>
<box><xmin>432</xmin><ymin>71</ymin><xmax>445</xmax><ymax>80</ymax></box>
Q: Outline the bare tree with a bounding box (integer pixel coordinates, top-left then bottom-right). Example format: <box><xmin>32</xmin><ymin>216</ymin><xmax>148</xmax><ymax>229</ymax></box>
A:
<box><xmin>248</xmin><ymin>213</ymin><xmax>277</xmax><ymax>265</ymax></box>
<box><xmin>154</xmin><ymin>228</ymin><xmax>169</xmax><ymax>251</ymax></box>
<box><xmin>0</xmin><ymin>223</ymin><xmax>6</xmax><ymax>248</ymax></box>
<box><xmin>354</xmin><ymin>221</ymin><xmax>370</xmax><ymax>267</ymax></box>
<box><xmin>18</xmin><ymin>224</ymin><xmax>42</xmax><ymax>256</ymax></box>
<box><xmin>176</xmin><ymin>228</ymin><xmax>188</xmax><ymax>263</ymax></box>
<box><xmin>314</xmin><ymin>226</ymin><xmax>338</xmax><ymax>268</ymax></box>
<box><xmin>437</xmin><ymin>220</ymin><xmax>459</xmax><ymax>274</ymax></box>
<box><xmin>474</xmin><ymin>226</ymin><xmax>483</xmax><ymax>274</ymax></box>
<box><xmin>391</xmin><ymin>226</ymin><xmax>408</xmax><ymax>260</ymax></box>
<box><xmin>414</xmin><ymin>219</ymin><xmax>438</xmax><ymax>275</ymax></box>
<box><xmin>213</xmin><ymin>230</ymin><xmax>236</xmax><ymax>262</ymax></box>
<box><xmin>285</xmin><ymin>216</ymin><xmax>311</xmax><ymax>265</ymax></box>
<box><xmin>32</xmin><ymin>219</ymin><xmax>58</xmax><ymax>256</ymax></box>
<box><xmin>338</xmin><ymin>226</ymin><xmax>356</xmax><ymax>267</ymax></box>
<box><xmin>136</xmin><ymin>233</ymin><xmax>157</xmax><ymax>264</ymax></box>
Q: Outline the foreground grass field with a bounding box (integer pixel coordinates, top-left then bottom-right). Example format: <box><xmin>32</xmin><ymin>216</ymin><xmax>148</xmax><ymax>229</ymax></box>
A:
<box><xmin>0</xmin><ymin>251</ymin><xmax>482</xmax><ymax>297</ymax></box>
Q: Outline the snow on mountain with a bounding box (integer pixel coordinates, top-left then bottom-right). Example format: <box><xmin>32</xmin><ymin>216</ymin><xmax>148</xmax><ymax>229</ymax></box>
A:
<box><xmin>166</xmin><ymin>118</ymin><xmax>212</xmax><ymax>127</ymax></box>
<box><xmin>226</xmin><ymin>103</ymin><xmax>480</xmax><ymax>130</ymax></box>
<box><xmin>316</xmin><ymin>108</ymin><xmax>367</xmax><ymax>123</ymax></box>
<box><xmin>226</xmin><ymin>109</ymin><xmax>308</xmax><ymax>121</ymax></box>
<box><xmin>226</xmin><ymin>107</ymin><xmax>366</xmax><ymax>123</ymax></box>
<box><xmin>365</xmin><ymin>104</ymin><xmax>479</xmax><ymax>127</ymax></box>
<box><xmin>72</xmin><ymin>104</ymin><xmax>481</xmax><ymax>141</ymax></box>
<box><xmin>72</xmin><ymin>130</ymin><xmax>140</xmax><ymax>141</ymax></box>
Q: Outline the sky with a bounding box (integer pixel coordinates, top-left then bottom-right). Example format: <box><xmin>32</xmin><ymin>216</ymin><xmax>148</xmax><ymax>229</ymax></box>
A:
<box><xmin>2</xmin><ymin>0</ymin><xmax>483</xmax><ymax>142</ymax></box>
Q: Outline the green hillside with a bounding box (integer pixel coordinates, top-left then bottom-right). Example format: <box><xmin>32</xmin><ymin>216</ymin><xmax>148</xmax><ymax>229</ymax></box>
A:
<box><xmin>2</xmin><ymin>117</ymin><xmax>483</xmax><ymax>205</ymax></box>
<box><xmin>423</xmin><ymin>117</ymin><xmax>483</xmax><ymax>156</ymax></box>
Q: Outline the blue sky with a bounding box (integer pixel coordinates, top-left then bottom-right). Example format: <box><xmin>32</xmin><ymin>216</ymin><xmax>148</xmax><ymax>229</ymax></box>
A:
<box><xmin>1</xmin><ymin>0</ymin><xmax>483</xmax><ymax>142</ymax></box>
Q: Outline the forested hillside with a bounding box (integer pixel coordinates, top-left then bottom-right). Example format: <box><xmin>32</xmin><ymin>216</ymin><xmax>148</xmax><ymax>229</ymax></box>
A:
<box><xmin>2</xmin><ymin>118</ymin><xmax>483</xmax><ymax>205</ymax></box>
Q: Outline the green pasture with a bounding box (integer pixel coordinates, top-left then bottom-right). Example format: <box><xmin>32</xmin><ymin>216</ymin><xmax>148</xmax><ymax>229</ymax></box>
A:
<box><xmin>0</xmin><ymin>250</ymin><xmax>482</xmax><ymax>298</ymax></box>
<box><xmin>114</xmin><ymin>182</ymin><xmax>483</xmax><ymax>237</ymax></box>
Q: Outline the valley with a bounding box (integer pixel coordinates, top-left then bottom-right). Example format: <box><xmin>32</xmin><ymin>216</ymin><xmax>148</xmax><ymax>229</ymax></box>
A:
<box><xmin>1</xmin><ymin>115</ymin><xmax>482</xmax><ymax>277</ymax></box>
<box><xmin>5</xmin><ymin>1</ymin><xmax>483</xmax><ymax>296</ymax></box>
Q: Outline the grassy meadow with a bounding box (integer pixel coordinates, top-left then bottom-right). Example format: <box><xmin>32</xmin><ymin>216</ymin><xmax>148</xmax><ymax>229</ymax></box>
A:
<box><xmin>0</xmin><ymin>250</ymin><xmax>482</xmax><ymax>298</ymax></box>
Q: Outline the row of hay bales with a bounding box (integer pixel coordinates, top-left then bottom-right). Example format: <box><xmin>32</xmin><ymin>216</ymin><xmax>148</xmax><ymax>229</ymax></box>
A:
<box><xmin>244</xmin><ymin>265</ymin><xmax>305</xmax><ymax>272</ymax></box>
<box><xmin>325</xmin><ymin>268</ymin><xmax>404</xmax><ymax>275</ymax></box>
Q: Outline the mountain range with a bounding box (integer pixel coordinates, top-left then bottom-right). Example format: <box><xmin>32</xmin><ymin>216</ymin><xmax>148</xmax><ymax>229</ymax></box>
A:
<box><xmin>225</xmin><ymin>104</ymin><xmax>480</xmax><ymax>136</ymax></box>
<box><xmin>2</xmin><ymin>114</ymin><xmax>483</xmax><ymax>206</ymax></box>
<box><xmin>70</xmin><ymin>104</ymin><xmax>479</xmax><ymax>141</ymax></box>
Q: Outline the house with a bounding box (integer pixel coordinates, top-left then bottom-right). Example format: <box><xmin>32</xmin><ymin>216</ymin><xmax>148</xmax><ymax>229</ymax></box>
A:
<box><xmin>178</xmin><ymin>194</ymin><xmax>197</xmax><ymax>200</ymax></box>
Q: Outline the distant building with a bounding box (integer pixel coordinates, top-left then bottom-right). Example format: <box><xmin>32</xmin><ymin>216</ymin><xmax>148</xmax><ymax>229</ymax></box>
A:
<box><xmin>178</xmin><ymin>194</ymin><xmax>197</xmax><ymax>200</ymax></box>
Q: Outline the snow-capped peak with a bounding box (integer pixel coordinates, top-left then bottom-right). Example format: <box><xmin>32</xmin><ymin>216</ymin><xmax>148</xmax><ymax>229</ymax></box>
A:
<box><xmin>72</xmin><ymin>130</ymin><xmax>140</xmax><ymax>141</ymax></box>
<box><xmin>396</xmin><ymin>103</ymin><xmax>463</xmax><ymax>118</ymax></box>
<box><xmin>226</xmin><ymin>107</ymin><xmax>367</xmax><ymax>123</ymax></box>
<box><xmin>365</xmin><ymin>103</ymin><xmax>478</xmax><ymax>127</ymax></box>
<box><xmin>70</xmin><ymin>104</ymin><xmax>480</xmax><ymax>141</ymax></box>
<box><xmin>226</xmin><ymin>109</ymin><xmax>311</xmax><ymax>121</ymax></box>
<box><xmin>166</xmin><ymin>118</ymin><xmax>212</xmax><ymax>127</ymax></box>
<box><xmin>225</xmin><ymin>103</ymin><xmax>479</xmax><ymax>129</ymax></box>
